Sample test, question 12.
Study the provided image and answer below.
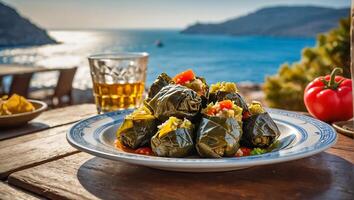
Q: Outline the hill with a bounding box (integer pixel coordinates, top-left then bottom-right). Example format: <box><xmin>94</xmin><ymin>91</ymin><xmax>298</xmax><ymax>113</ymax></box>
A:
<box><xmin>181</xmin><ymin>6</ymin><xmax>350</xmax><ymax>37</ymax></box>
<box><xmin>0</xmin><ymin>2</ymin><xmax>57</xmax><ymax>46</ymax></box>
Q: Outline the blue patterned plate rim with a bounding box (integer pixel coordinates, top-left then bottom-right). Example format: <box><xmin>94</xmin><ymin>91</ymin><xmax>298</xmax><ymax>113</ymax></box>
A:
<box><xmin>67</xmin><ymin>108</ymin><xmax>337</xmax><ymax>167</ymax></box>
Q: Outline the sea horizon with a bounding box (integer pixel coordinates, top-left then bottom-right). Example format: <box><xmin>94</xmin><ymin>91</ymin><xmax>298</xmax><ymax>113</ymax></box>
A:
<box><xmin>0</xmin><ymin>29</ymin><xmax>315</xmax><ymax>89</ymax></box>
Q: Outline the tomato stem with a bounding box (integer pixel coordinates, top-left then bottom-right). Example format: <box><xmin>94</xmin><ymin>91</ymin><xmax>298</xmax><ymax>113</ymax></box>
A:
<box><xmin>327</xmin><ymin>67</ymin><xmax>343</xmax><ymax>90</ymax></box>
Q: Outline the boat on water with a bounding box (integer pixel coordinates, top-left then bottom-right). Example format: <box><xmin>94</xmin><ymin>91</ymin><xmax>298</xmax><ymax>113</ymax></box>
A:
<box><xmin>154</xmin><ymin>40</ymin><xmax>164</xmax><ymax>47</ymax></box>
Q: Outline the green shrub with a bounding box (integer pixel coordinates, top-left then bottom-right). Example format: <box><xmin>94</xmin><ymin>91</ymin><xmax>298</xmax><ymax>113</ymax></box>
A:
<box><xmin>264</xmin><ymin>17</ymin><xmax>351</xmax><ymax>111</ymax></box>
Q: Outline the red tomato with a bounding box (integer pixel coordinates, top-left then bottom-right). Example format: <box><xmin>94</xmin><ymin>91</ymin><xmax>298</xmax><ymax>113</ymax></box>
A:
<box><xmin>304</xmin><ymin>68</ymin><xmax>353</xmax><ymax>122</ymax></box>
<box><xmin>219</xmin><ymin>100</ymin><xmax>233</xmax><ymax>110</ymax></box>
<box><xmin>173</xmin><ymin>69</ymin><xmax>195</xmax><ymax>85</ymax></box>
<box><xmin>135</xmin><ymin>147</ymin><xmax>154</xmax><ymax>156</ymax></box>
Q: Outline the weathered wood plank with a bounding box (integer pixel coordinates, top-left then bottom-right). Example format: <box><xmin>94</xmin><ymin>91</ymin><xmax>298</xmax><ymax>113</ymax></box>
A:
<box><xmin>325</xmin><ymin>147</ymin><xmax>354</xmax><ymax>164</ymax></box>
<box><xmin>0</xmin><ymin>123</ymin><xmax>72</xmax><ymax>149</ymax></box>
<box><xmin>0</xmin><ymin>182</ymin><xmax>40</xmax><ymax>200</ymax></box>
<box><xmin>0</xmin><ymin>124</ymin><xmax>79</xmax><ymax>179</ymax></box>
<box><xmin>9</xmin><ymin>153</ymin><xmax>98</xmax><ymax>200</ymax></box>
<box><xmin>332</xmin><ymin>133</ymin><xmax>354</xmax><ymax>151</ymax></box>
<box><xmin>0</xmin><ymin>104</ymin><xmax>96</xmax><ymax>141</ymax></box>
<box><xmin>8</xmin><ymin>147</ymin><xmax>354</xmax><ymax>200</ymax></box>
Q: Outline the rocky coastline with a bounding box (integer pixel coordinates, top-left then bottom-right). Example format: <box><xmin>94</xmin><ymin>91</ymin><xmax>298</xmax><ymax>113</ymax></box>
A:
<box><xmin>0</xmin><ymin>2</ymin><xmax>57</xmax><ymax>47</ymax></box>
<box><xmin>182</xmin><ymin>6</ymin><xmax>349</xmax><ymax>37</ymax></box>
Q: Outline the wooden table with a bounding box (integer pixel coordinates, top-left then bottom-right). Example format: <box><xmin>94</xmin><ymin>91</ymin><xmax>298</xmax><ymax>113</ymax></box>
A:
<box><xmin>0</xmin><ymin>64</ymin><xmax>60</xmax><ymax>77</ymax></box>
<box><xmin>0</xmin><ymin>104</ymin><xmax>353</xmax><ymax>200</ymax></box>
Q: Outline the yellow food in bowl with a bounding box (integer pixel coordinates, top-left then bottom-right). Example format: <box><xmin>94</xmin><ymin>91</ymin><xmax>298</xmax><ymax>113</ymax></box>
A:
<box><xmin>0</xmin><ymin>94</ymin><xmax>35</xmax><ymax>115</ymax></box>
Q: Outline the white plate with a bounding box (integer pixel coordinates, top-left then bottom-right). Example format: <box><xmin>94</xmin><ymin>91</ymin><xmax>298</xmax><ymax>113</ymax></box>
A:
<box><xmin>67</xmin><ymin>109</ymin><xmax>337</xmax><ymax>172</ymax></box>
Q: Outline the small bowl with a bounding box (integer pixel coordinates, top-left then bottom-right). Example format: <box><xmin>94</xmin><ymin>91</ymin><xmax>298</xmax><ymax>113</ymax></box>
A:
<box><xmin>332</xmin><ymin>119</ymin><xmax>354</xmax><ymax>138</ymax></box>
<box><xmin>0</xmin><ymin>100</ymin><xmax>48</xmax><ymax>128</ymax></box>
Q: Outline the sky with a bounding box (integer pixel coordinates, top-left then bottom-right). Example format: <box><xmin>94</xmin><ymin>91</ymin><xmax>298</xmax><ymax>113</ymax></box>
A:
<box><xmin>1</xmin><ymin>0</ymin><xmax>351</xmax><ymax>29</ymax></box>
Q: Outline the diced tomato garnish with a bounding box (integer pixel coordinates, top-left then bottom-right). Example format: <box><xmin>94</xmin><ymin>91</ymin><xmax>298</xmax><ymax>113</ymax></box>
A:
<box><xmin>207</xmin><ymin>107</ymin><xmax>217</xmax><ymax>115</ymax></box>
<box><xmin>219</xmin><ymin>100</ymin><xmax>233</xmax><ymax>110</ymax></box>
<box><xmin>173</xmin><ymin>69</ymin><xmax>195</xmax><ymax>85</ymax></box>
<box><xmin>135</xmin><ymin>147</ymin><xmax>154</xmax><ymax>156</ymax></box>
<box><xmin>242</xmin><ymin>111</ymin><xmax>251</xmax><ymax>120</ymax></box>
<box><xmin>115</xmin><ymin>140</ymin><xmax>135</xmax><ymax>153</ymax></box>
<box><xmin>235</xmin><ymin>149</ymin><xmax>243</xmax><ymax>157</ymax></box>
<box><xmin>239</xmin><ymin>147</ymin><xmax>251</xmax><ymax>156</ymax></box>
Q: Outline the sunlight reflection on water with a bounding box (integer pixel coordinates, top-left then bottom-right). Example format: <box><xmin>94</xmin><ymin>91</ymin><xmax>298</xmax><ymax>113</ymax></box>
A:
<box><xmin>0</xmin><ymin>30</ymin><xmax>315</xmax><ymax>90</ymax></box>
<box><xmin>0</xmin><ymin>31</ymin><xmax>110</xmax><ymax>89</ymax></box>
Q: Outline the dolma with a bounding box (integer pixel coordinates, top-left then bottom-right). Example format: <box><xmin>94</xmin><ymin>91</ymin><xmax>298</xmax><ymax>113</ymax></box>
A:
<box><xmin>147</xmin><ymin>73</ymin><xmax>174</xmax><ymax>99</ymax></box>
<box><xmin>182</xmin><ymin>76</ymin><xmax>209</xmax><ymax>98</ymax></box>
<box><xmin>172</xmin><ymin>69</ymin><xmax>209</xmax><ymax>100</ymax></box>
<box><xmin>196</xmin><ymin>100</ymin><xmax>243</xmax><ymax>158</ymax></box>
<box><xmin>147</xmin><ymin>84</ymin><xmax>202</xmax><ymax>121</ymax></box>
<box><xmin>151</xmin><ymin>117</ymin><xmax>194</xmax><ymax>157</ymax></box>
<box><xmin>242</xmin><ymin>101</ymin><xmax>280</xmax><ymax>148</ymax></box>
<box><xmin>209</xmin><ymin>82</ymin><xmax>248</xmax><ymax>113</ymax></box>
<box><xmin>116</xmin><ymin>105</ymin><xmax>157</xmax><ymax>149</ymax></box>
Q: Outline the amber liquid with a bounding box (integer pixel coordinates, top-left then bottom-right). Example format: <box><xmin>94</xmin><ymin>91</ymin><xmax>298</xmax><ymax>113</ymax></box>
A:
<box><xmin>93</xmin><ymin>82</ymin><xmax>145</xmax><ymax>113</ymax></box>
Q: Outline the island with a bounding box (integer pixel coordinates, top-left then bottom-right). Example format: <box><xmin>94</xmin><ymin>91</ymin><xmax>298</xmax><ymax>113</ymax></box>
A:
<box><xmin>181</xmin><ymin>6</ymin><xmax>350</xmax><ymax>37</ymax></box>
<box><xmin>0</xmin><ymin>2</ymin><xmax>57</xmax><ymax>47</ymax></box>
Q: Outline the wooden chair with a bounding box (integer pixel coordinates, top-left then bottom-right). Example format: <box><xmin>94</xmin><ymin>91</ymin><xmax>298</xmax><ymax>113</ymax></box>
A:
<box><xmin>30</xmin><ymin>67</ymin><xmax>77</xmax><ymax>107</ymax></box>
<box><xmin>9</xmin><ymin>73</ymin><xmax>34</xmax><ymax>98</ymax></box>
<box><xmin>0</xmin><ymin>76</ymin><xmax>4</xmax><ymax>96</ymax></box>
<box><xmin>53</xmin><ymin>67</ymin><xmax>77</xmax><ymax>106</ymax></box>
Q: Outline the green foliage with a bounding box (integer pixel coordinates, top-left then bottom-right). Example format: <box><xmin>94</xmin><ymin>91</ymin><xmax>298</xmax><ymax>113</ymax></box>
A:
<box><xmin>264</xmin><ymin>17</ymin><xmax>351</xmax><ymax>111</ymax></box>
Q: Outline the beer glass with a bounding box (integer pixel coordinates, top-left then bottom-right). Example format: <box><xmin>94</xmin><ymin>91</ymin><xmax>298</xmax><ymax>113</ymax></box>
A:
<box><xmin>88</xmin><ymin>52</ymin><xmax>148</xmax><ymax>113</ymax></box>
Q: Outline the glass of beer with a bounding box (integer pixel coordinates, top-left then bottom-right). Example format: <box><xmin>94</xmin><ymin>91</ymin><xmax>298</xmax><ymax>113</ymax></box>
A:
<box><xmin>88</xmin><ymin>52</ymin><xmax>148</xmax><ymax>113</ymax></box>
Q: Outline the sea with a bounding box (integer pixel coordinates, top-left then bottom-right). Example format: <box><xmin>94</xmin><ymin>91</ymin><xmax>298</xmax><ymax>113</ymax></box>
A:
<box><xmin>0</xmin><ymin>29</ymin><xmax>315</xmax><ymax>89</ymax></box>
